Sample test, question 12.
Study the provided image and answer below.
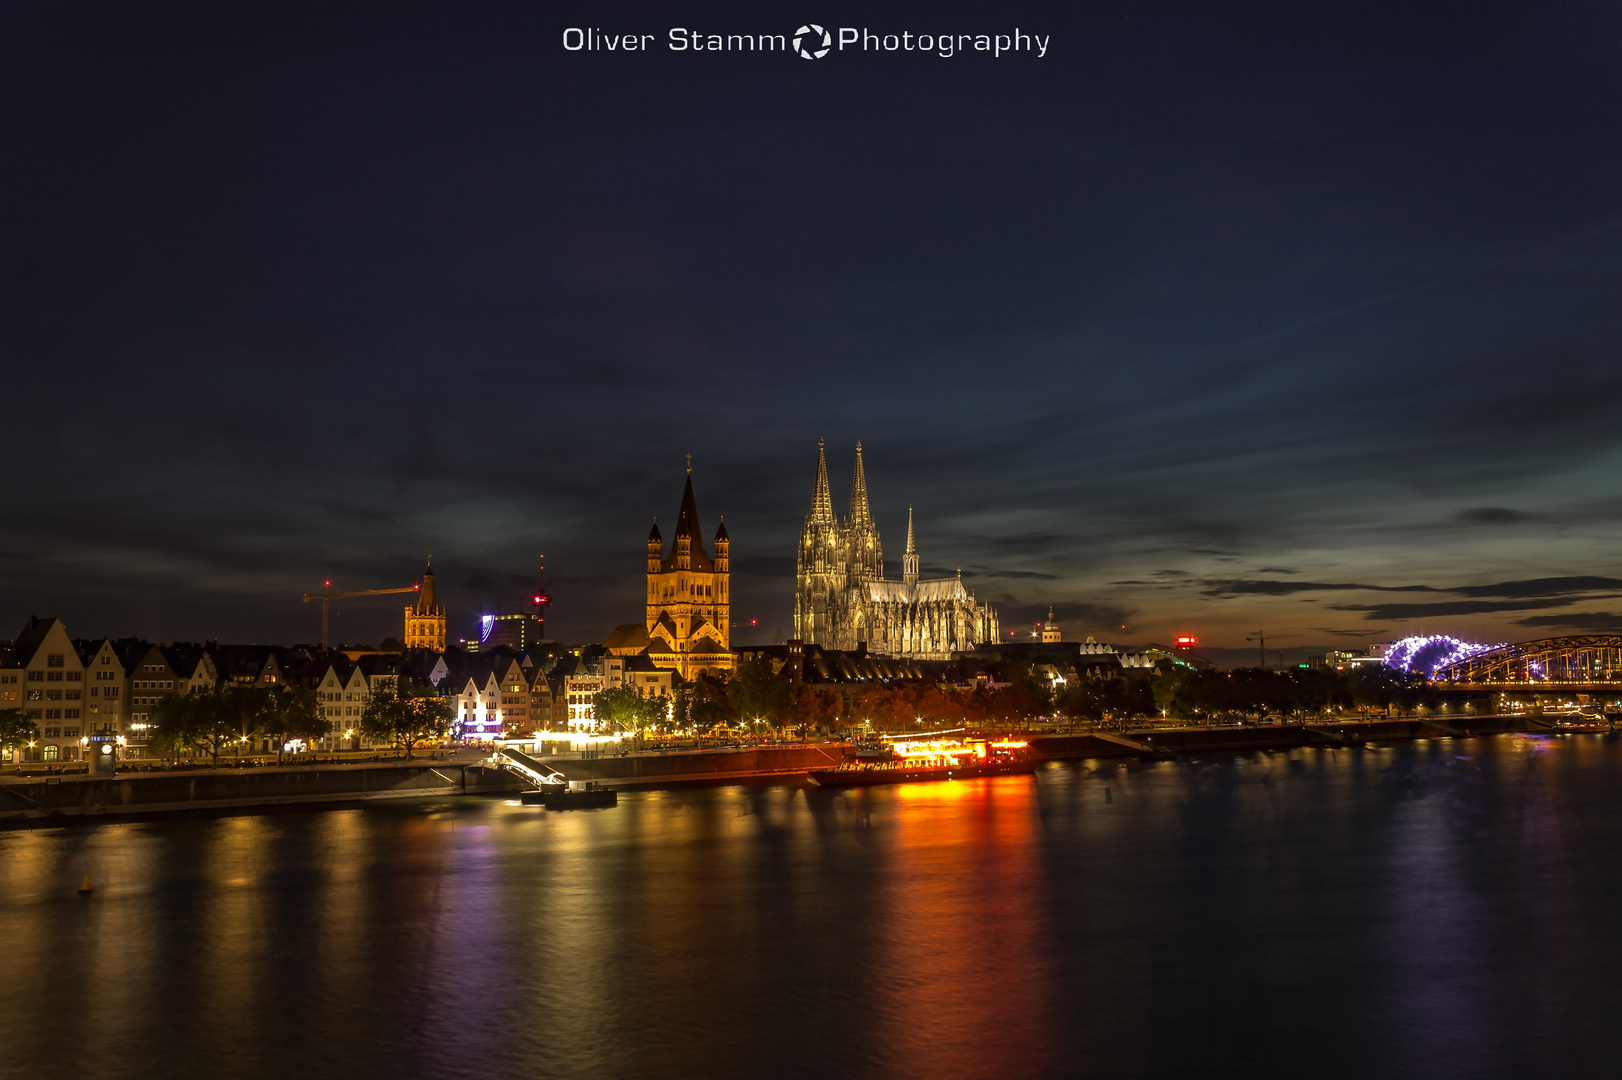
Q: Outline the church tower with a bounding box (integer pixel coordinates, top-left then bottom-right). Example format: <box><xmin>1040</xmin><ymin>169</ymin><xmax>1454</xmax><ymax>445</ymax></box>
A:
<box><xmin>404</xmin><ymin>559</ymin><xmax>446</xmax><ymax>651</ymax></box>
<box><xmin>795</xmin><ymin>439</ymin><xmax>846</xmax><ymax>645</ymax></box>
<box><xmin>645</xmin><ymin>468</ymin><xmax>734</xmax><ymax>679</ymax></box>
<box><xmin>902</xmin><ymin>507</ymin><xmax>919</xmax><ymax>585</ymax></box>
<box><xmin>844</xmin><ymin>442</ymin><xmax>884</xmax><ymax>585</ymax></box>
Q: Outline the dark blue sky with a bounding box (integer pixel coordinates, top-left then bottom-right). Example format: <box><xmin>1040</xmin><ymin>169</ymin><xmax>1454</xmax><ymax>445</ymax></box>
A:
<box><xmin>3</xmin><ymin>0</ymin><xmax>1621</xmax><ymax>651</ymax></box>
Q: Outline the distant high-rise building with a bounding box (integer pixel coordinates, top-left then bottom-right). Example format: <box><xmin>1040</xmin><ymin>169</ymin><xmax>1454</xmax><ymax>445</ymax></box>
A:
<box><xmin>404</xmin><ymin>560</ymin><xmax>446</xmax><ymax>651</ymax></box>
<box><xmin>794</xmin><ymin>441</ymin><xmax>999</xmax><ymax>660</ymax></box>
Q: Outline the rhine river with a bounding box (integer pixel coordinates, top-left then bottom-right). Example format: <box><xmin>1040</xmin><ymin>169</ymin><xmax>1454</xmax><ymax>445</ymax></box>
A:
<box><xmin>4</xmin><ymin>735</ymin><xmax>1622</xmax><ymax>1079</ymax></box>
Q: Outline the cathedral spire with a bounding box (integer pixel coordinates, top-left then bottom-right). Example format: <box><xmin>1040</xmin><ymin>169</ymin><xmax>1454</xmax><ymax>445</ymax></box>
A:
<box><xmin>848</xmin><ymin>441</ymin><xmax>872</xmax><ymax>526</ymax></box>
<box><xmin>810</xmin><ymin>438</ymin><xmax>834</xmax><ymax>522</ymax></box>
<box><xmin>902</xmin><ymin>506</ymin><xmax>919</xmax><ymax>585</ymax></box>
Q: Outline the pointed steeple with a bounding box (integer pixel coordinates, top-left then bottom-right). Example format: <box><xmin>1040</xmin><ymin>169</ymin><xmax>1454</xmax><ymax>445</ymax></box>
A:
<box><xmin>416</xmin><ymin>558</ymin><xmax>440</xmax><ymax>615</ymax></box>
<box><xmin>810</xmin><ymin>437</ymin><xmax>834</xmax><ymax>522</ymax></box>
<box><xmin>669</xmin><ymin>473</ymin><xmax>712</xmax><ymax>570</ymax></box>
<box><xmin>902</xmin><ymin>506</ymin><xmax>919</xmax><ymax>585</ymax></box>
<box><xmin>848</xmin><ymin>441</ymin><xmax>872</xmax><ymax>525</ymax></box>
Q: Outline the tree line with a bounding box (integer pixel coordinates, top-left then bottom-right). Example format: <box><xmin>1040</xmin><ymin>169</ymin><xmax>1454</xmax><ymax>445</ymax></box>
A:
<box><xmin>147</xmin><ymin>677</ymin><xmax>453</xmax><ymax>762</ymax></box>
<box><xmin>590</xmin><ymin>656</ymin><xmax>1453</xmax><ymax>735</ymax></box>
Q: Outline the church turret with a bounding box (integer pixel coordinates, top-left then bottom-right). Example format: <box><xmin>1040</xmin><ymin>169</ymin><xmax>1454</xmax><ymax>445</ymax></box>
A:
<box><xmin>902</xmin><ymin>506</ymin><xmax>919</xmax><ymax>585</ymax></box>
<box><xmin>647</xmin><ymin>519</ymin><xmax>662</xmax><ymax>574</ymax></box>
<box><xmin>714</xmin><ymin>518</ymin><xmax>729</xmax><ymax>573</ymax></box>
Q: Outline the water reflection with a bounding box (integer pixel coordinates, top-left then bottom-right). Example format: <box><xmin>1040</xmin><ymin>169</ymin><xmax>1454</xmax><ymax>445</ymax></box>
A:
<box><xmin>2</xmin><ymin>736</ymin><xmax>1621</xmax><ymax>1079</ymax></box>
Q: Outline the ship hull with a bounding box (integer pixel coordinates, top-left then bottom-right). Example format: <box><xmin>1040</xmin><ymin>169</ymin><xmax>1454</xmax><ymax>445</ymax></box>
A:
<box><xmin>807</xmin><ymin>760</ymin><xmax>1035</xmax><ymax>787</ymax></box>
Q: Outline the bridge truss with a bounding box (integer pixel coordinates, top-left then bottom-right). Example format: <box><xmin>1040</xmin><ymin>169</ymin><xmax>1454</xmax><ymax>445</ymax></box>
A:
<box><xmin>1432</xmin><ymin>635</ymin><xmax>1622</xmax><ymax>688</ymax></box>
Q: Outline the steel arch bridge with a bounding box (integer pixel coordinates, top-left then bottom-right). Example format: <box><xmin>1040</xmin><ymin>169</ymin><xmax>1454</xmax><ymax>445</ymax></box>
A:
<box><xmin>1433</xmin><ymin>635</ymin><xmax>1622</xmax><ymax>689</ymax></box>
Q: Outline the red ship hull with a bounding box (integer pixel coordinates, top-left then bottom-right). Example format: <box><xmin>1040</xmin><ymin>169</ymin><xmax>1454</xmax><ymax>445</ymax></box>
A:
<box><xmin>806</xmin><ymin>759</ymin><xmax>1035</xmax><ymax>787</ymax></box>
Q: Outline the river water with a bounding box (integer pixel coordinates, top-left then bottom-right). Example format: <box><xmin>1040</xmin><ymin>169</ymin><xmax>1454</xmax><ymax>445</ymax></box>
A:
<box><xmin>3</xmin><ymin>735</ymin><xmax>1620</xmax><ymax>1079</ymax></box>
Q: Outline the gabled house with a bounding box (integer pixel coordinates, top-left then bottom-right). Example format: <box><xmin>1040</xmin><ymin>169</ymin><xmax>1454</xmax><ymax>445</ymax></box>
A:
<box><xmin>1</xmin><ymin>617</ymin><xmax>89</xmax><ymax>763</ymax></box>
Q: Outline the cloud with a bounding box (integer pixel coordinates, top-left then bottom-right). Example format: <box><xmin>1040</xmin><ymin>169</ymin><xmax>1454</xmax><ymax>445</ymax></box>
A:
<box><xmin>978</xmin><ymin>569</ymin><xmax>1060</xmax><ymax>580</ymax></box>
<box><xmin>1308</xmin><ymin>626</ymin><xmax>1390</xmax><ymax>638</ymax></box>
<box><xmin>1049</xmin><ymin>602</ymin><xmax>1137</xmax><ymax>630</ymax></box>
<box><xmin>1202</xmin><ymin>579</ymin><xmax>1437</xmax><ymax>597</ymax></box>
<box><xmin>1455</xmin><ymin>507</ymin><xmax>1534</xmax><ymax>524</ymax></box>
<box><xmin>1449</xmin><ymin>576</ymin><xmax>1622</xmax><ymax>598</ymax></box>
<box><xmin>1333</xmin><ymin>597</ymin><xmax>1583</xmax><ymax>620</ymax></box>
<box><xmin>1512</xmin><ymin>611</ymin><xmax>1622</xmax><ymax>630</ymax></box>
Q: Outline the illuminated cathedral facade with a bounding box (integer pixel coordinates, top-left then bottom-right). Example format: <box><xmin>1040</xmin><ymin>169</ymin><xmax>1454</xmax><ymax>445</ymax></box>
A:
<box><xmin>794</xmin><ymin>441</ymin><xmax>999</xmax><ymax>660</ymax></box>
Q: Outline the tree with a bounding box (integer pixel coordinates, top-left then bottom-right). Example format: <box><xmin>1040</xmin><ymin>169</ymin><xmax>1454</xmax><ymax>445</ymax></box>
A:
<box><xmin>257</xmin><ymin>685</ymin><xmax>323</xmax><ymax>764</ymax></box>
<box><xmin>728</xmin><ymin>654</ymin><xmax>790</xmax><ymax>727</ymax></box>
<box><xmin>149</xmin><ymin>686</ymin><xmax>247</xmax><ymax>767</ymax></box>
<box><xmin>1</xmin><ymin>707</ymin><xmax>39</xmax><ymax>758</ymax></box>
<box><xmin>592</xmin><ymin>686</ymin><xmax>667</xmax><ymax>732</ymax></box>
<box><xmin>675</xmin><ymin>674</ymin><xmax>736</xmax><ymax>733</ymax></box>
<box><xmin>360</xmin><ymin>676</ymin><xmax>452</xmax><ymax>759</ymax></box>
<box><xmin>787</xmin><ymin>684</ymin><xmax>842</xmax><ymax>733</ymax></box>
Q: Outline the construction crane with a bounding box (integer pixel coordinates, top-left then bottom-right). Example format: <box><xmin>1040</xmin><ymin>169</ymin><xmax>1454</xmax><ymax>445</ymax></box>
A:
<box><xmin>302</xmin><ymin>579</ymin><xmax>420</xmax><ymax>650</ymax></box>
<box><xmin>1246</xmin><ymin>630</ymin><xmax>1268</xmax><ymax>670</ymax></box>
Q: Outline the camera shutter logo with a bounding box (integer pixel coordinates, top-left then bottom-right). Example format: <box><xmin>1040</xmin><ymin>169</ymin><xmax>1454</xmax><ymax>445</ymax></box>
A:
<box><xmin>793</xmin><ymin>24</ymin><xmax>830</xmax><ymax>59</ymax></box>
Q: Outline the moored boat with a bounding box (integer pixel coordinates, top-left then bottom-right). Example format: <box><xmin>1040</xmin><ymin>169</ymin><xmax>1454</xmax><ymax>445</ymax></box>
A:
<box><xmin>807</xmin><ymin>737</ymin><xmax>1033</xmax><ymax>787</ymax></box>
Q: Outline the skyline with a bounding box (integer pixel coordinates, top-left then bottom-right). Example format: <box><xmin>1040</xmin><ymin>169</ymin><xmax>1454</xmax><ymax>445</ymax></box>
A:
<box><xmin>4</xmin><ymin>1</ymin><xmax>1621</xmax><ymax>649</ymax></box>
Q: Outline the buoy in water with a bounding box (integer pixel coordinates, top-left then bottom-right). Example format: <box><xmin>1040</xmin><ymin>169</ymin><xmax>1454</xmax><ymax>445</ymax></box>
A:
<box><xmin>78</xmin><ymin>875</ymin><xmax>93</xmax><ymax>894</ymax></box>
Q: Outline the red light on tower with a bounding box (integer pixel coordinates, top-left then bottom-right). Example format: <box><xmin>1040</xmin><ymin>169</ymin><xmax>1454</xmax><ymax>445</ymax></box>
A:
<box><xmin>1176</xmin><ymin>635</ymin><xmax>1198</xmax><ymax>648</ymax></box>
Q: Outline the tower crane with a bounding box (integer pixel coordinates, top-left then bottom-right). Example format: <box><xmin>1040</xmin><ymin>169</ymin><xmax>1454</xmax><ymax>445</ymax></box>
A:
<box><xmin>302</xmin><ymin>579</ymin><xmax>420</xmax><ymax>650</ymax></box>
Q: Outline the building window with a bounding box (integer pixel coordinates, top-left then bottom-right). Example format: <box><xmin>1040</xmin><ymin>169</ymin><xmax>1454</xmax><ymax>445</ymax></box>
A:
<box><xmin>46</xmin><ymin>671</ymin><xmax>63</xmax><ymax>683</ymax></box>
<box><xmin>43</xmin><ymin>744</ymin><xmax>59</xmax><ymax>761</ymax></box>
<box><xmin>47</xmin><ymin>654</ymin><xmax>64</xmax><ymax>668</ymax></box>
<box><xmin>26</xmin><ymin>671</ymin><xmax>41</xmax><ymax>683</ymax></box>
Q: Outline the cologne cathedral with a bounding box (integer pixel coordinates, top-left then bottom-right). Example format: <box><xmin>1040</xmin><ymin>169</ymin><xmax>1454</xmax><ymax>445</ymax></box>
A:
<box><xmin>794</xmin><ymin>441</ymin><xmax>1000</xmax><ymax>660</ymax></box>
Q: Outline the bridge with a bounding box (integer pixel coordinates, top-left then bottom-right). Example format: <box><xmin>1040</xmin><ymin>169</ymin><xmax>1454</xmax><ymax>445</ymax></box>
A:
<box><xmin>1432</xmin><ymin>635</ymin><xmax>1622</xmax><ymax>691</ymax></box>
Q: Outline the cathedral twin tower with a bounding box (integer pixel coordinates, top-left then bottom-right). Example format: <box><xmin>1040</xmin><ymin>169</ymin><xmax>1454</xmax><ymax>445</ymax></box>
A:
<box><xmin>794</xmin><ymin>441</ymin><xmax>999</xmax><ymax>660</ymax></box>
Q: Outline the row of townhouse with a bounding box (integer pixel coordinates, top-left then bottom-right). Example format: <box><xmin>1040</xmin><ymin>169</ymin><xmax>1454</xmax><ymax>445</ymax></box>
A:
<box><xmin>434</xmin><ymin>646</ymin><xmax>674</xmax><ymax>738</ymax></box>
<box><xmin>0</xmin><ymin>617</ymin><xmax>419</xmax><ymax>763</ymax></box>
<box><xmin>439</xmin><ymin>650</ymin><xmax>558</xmax><ymax>738</ymax></box>
<box><xmin>548</xmin><ymin>648</ymin><xmax>674</xmax><ymax>730</ymax></box>
<box><xmin>1</xmin><ymin>615</ymin><xmax>686</xmax><ymax>763</ymax></box>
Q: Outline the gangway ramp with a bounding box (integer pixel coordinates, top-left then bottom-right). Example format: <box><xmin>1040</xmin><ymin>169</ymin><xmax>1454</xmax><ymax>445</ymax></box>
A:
<box><xmin>487</xmin><ymin>746</ymin><xmax>566</xmax><ymax>788</ymax></box>
<box><xmin>1092</xmin><ymin>731</ymin><xmax>1155</xmax><ymax>753</ymax></box>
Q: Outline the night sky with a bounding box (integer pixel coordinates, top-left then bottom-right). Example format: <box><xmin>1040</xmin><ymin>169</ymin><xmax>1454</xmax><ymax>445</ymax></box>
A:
<box><xmin>3</xmin><ymin>1</ymin><xmax>1621</xmax><ymax>654</ymax></box>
